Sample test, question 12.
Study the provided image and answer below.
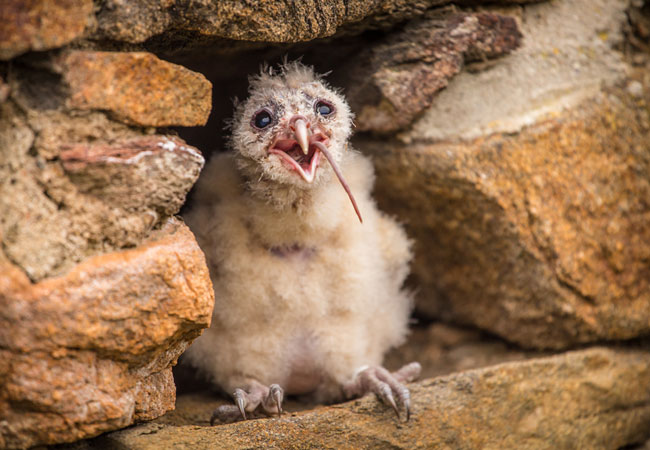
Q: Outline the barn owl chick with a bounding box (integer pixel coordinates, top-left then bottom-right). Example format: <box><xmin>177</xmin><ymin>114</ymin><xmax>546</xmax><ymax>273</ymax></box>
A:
<box><xmin>184</xmin><ymin>62</ymin><xmax>420</xmax><ymax>423</ymax></box>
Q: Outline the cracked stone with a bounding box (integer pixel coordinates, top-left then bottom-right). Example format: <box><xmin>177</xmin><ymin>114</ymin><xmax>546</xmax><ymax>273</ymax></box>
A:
<box><xmin>0</xmin><ymin>99</ymin><xmax>205</xmax><ymax>281</ymax></box>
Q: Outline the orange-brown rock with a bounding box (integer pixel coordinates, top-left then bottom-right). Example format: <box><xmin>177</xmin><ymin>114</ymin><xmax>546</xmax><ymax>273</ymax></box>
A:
<box><xmin>345</xmin><ymin>0</ymin><xmax>648</xmax><ymax>350</ymax></box>
<box><xmin>365</xmin><ymin>82</ymin><xmax>650</xmax><ymax>349</ymax></box>
<box><xmin>0</xmin><ymin>221</ymin><xmax>214</xmax><ymax>449</ymax></box>
<box><xmin>56</xmin><ymin>51</ymin><xmax>212</xmax><ymax>127</ymax></box>
<box><xmin>0</xmin><ymin>0</ymin><xmax>93</xmax><ymax>60</ymax></box>
<box><xmin>70</xmin><ymin>348</ymin><xmax>650</xmax><ymax>449</ymax></box>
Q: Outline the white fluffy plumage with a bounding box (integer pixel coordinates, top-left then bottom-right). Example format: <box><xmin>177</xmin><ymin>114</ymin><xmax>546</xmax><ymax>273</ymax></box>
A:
<box><xmin>184</xmin><ymin>62</ymin><xmax>419</xmax><ymax>422</ymax></box>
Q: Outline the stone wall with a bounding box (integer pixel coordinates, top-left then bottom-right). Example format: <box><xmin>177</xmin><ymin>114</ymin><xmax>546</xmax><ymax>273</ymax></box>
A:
<box><xmin>1</xmin><ymin>0</ymin><xmax>649</xmax><ymax>448</ymax></box>
<box><xmin>0</xmin><ymin>3</ymin><xmax>216</xmax><ymax>448</ymax></box>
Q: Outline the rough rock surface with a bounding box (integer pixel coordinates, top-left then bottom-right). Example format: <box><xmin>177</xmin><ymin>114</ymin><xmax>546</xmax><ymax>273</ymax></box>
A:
<box><xmin>345</xmin><ymin>11</ymin><xmax>522</xmax><ymax>133</ymax></box>
<box><xmin>56</xmin><ymin>51</ymin><xmax>212</xmax><ymax>127</ymax></box>
<box><xmin>368</xmin><ymin>81</ymin><xmax>650</xmax><ymax>349</ymax></box>
<box><xmin>405</xmin><ymin>0</ymin><xmax>628</xmax><ymax>140</ymax></box>
<box><xmin>1</xmin><ymin>44</ymin><xmax>215</xmax><ymax>447</ymax></box>
<box><xmin>362</xmin><ymin>0</ymin><xmax>650</xmax><ymax>349</ymax></box>
<box><xmin>60</xmin><ymin>136</ymin><xmax>204</xmax><ymax>216</ymax></box>
<box><xmin>1</xmin><ymin>52</ymin><xmax>209</xmax><ymax>282</ymax></box>
<box><xmin>66</xmin><ymin>347</ymin><xmax>650</xmax><ymax>449</ymax></box>
<box><xmin>0</xmin><ymin>221</ymin><xmax>214</xmax><ymax>449</ymax></box>
<box><xmin>0</xmin><ymin>0</ymin><xmax>94</xmax><ymax>60</ymax></box>
<box><xmin>94</xmin><ymin>0</ymin><xmax>538</xmax><ymax>46</ymax></box>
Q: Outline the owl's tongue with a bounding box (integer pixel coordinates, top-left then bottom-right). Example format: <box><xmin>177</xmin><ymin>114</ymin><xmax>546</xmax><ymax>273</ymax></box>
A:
<box><xmin>312</xmin><ymin>141</ymin><xmax>362</xmax><ymax>224</ymax></box>
<box><xmin>269</xmin><ymin>139</ymin><xmax>321</xmax><ymax>183</ymax></box>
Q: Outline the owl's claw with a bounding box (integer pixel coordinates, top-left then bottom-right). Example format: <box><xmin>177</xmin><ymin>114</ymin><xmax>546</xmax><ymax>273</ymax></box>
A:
<box><xmin>234</xmin><ymin>388</ymin><xmax>248</xmax><ymax>420</ymax></box>
<box><xmin>209</xmin><ymin>382</ymin><xmax>284</xmax><ymax>425</ymax></box>
<box><xmin>383</xmin><ymin>387</ymin><xmax>400</xmax><ymax>418</ymax></box>
<box><xmin>344</xmin><ymin>362</ymin><xmax>421</xmax><ymax>422</ymax></box>
<box><xmin>268</xmin><ymin>384</ymin><xmax>284</xmax><ymax>416</ymax></box>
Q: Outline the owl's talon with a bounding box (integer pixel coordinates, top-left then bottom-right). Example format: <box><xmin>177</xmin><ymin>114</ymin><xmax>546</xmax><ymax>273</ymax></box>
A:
<box><xmin>385</xmin><ymin>390</ymin><xmax>400</xmax><ymax>418</ymax></box>
<box><xmin>263</xmin><ymin>383</ymin><xmax>284</xmax><ymax>416</ymax></box>
<box><xmin>269</xmin><ymin>384</ymin><xmax>284</xmax><ymax>415</ymax></box>
<box><xmin>209</xmin><ymin>409</ymin><xmax>218</xmax><ymax>426</ymax></box>
<box><xmin>345</xmin><ymin>362</ymin><xmax>420</xmax><ymax>422</ymax></box>
<box><xmin>233</xmin><ymin>388</ymin><xmax>248</xmax><ymax>420</ymax></box>
<box><xmin>399</xmin><ymin>387</ymin><xmax>412</xmax><ymax>421</ymax></box>
<box><xmin>209</xmin><ymin>381</ymin><xmax>284</xmax><ymax>425</ymax></box>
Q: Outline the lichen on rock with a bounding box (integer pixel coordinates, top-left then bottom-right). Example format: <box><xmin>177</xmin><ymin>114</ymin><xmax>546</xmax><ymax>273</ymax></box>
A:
<box><xmin>369</xmin><ymin>83</ymin><xmax>650</xmax><ymax>349</ymax></box>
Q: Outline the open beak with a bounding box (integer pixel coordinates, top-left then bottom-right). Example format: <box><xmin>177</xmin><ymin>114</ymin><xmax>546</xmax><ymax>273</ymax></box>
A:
<box><xmin>268</xmin><ymin>115</ymin><xmax>363</xmax><ymax>223</ymax></box>
<box><xmin>269</xmin><ymin>114</ymin><xmax>320</xmax><ymax>182</ymax></box>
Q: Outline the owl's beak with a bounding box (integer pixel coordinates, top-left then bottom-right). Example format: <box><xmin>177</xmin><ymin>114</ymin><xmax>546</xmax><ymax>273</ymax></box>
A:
<box><xmin>268</xmin><ymin>115</ymin><xmax>363</xmax><ymax>223</ymax></box>
<box><xmin>268</xmin><ymin>115</ymin><xmax>323</xmax><ymax>184</ymax></box>
<box><xmin>291</xmin><ymin>118</ymin><xmax>310</xmax><ymax>155</ymax></box>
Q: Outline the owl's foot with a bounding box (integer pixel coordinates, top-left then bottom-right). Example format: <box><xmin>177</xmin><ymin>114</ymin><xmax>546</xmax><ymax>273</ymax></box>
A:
<box><xmin>210</xmin><ymin>382</ymin><xmax>284</xmax><ymax>425</ymax></box>
<box><xmin>344</xmin><ymin>362</ymin><xmax>421</xmax><ymax>422</ymax></box>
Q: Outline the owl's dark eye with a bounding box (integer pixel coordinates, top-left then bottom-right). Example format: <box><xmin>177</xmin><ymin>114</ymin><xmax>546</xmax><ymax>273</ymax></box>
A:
<box><xmin>315</xmin><ymin>100</ymin><xmax>335</xmax><ymax>116</ymax></box>
<box><xmin>252</xmin><ymin>109</ymin><xmax>274</xmax><ymax>129</ymax></box>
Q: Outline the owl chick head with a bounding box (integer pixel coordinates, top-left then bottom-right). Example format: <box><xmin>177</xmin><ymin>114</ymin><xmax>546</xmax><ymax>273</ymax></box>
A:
<box><xmin>230</xmin><ymin>61</ymin><xmax>361</xmax><ymax>221</ymax></box>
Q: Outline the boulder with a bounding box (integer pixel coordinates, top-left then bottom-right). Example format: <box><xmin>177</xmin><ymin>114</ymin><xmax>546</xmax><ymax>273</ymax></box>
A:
<box><xmin>0</xmin><ymin>221</ymin><xmax>214</xmax><ymax>449</ymax></box>
<box><xmin>60</xmin><ymin>136</ymin><xmax>205</xmax><ymax>216</ymax></box>
<box><xmin>344</xmin><ymin>11</ymin><xmax>522</xmax><ymax>133</ymax></box>
<box><xmin>363</xmin><ymin>0</ymin><xmax>650</xmax><ymax>349</ymax></box>
<box><xmin>56</xmin><ymin>51</ymin><xmax>212</xmax><ymax>127</ymax></box>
